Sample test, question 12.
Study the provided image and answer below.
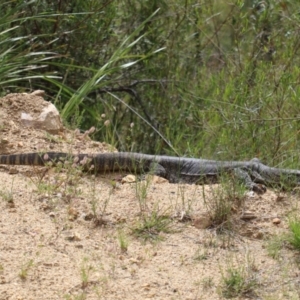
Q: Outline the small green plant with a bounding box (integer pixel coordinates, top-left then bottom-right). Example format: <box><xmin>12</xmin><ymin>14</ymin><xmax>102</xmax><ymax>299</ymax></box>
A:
<box><xmin>0</xmin><ymin>178</ymin><xmax>15</xmax><ymax>206</ymax></box>
<box><xmin>80</xmin><ymin>258</ymin><xmax>94</xmax><ymax>289</ymax></box>
<box><xmin>219</xmin><ymin>254</ymin><xmax>258</xmax><ymax>299</ymax></box>
<box><xmin>220</xmin><ymin>267</ymin><xmax>257</xmax><ymax>298</ymax></box>
<box><xmin>63</xmin><ymin>293</ymin><xmax>87</xmax><ymax>300</ymax></box>
<box><xmin>132</xmin><ymin>209</ymin><xmax>173</xmax><ymax>241</ymax></box>
<box><xmin>193</xmin><ymin>248</ymin><xmax>209</xmax><ymax>261</ymax></box>
<box><xmin>288</xmin><ymin>218</ymin><xmax>300</xmax><ymax>250</ymax></box>
<box><xmin>266</xmin><ymin>235</ymin><xmax>284</xmax><ymax>259</ymax></box>
<box><xmin>35</xmin><ymin>180</ymin><xmax>59</xmax><ymax>195</ymax></box>
<box><xmin>88</xmin><ymin>180</ymin><xmax>112</xmax><ymax>226</ymax></box>
<box><xmin>133</xmin><ymin>164</ymin><xmax>173</xmax><ymax>241</ymax></box>
<box><xmin>203</xmin><ymin>173</ymin><xmax>246</xmax><ymax>233</ymax></box>
<box><xmin>221</xmin><ymin>268</ymin><xmax>245</xmax><ymax>298</ymax></box>
<box><xmin>19</xmin><ymin>259</ymin><xmax>34</xmax><ymax>280</ymax></box>
<box><xmin>201</xmin><ymin>276</ymin><xmax>214</xmax><ymax>289</ymax></box>
<box><xmin>173</xmin><ymin>184</ymin><xmax>195</xmax><ymax>221</ymax></box>
<box><xmin>30</xmin><ymin>151</ymin><xmax>85</xmax><ymax>197</ymax></box>
<box><xmin>117</xmin><ymin>230</ymin><xmax>129</xmax><ymax>253</ymax></box>
<box><xmin>90</xmin><ymin>197</ymin><xmax>98</xmax><ymax>219</ymax></box>
<box><xmin>0</xmin><ymin>190</ymin><xmax>14</xmax><ymax>205</ymax></box>
<box><xmin>135</xmin><ymin>173</ymin><xmax>152</xmax><ymax>212</ymax></box>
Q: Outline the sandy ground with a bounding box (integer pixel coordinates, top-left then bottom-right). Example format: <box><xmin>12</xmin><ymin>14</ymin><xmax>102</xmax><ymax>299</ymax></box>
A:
<box><xmin>0</xmin><ymin>93</ymin><xmax>300</xmax><ymax>300</ymax></box>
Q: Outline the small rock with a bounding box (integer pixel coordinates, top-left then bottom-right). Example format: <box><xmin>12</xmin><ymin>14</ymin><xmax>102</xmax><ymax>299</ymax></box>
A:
<box><xmin>74</xmin><ymin>232</ymin><xmax>81</xmax><ymax>241</ymax></box>
<box><xmin>65</xmin><ymin>231</ymin><xmax>81</xmax><ymax>241</ymax></box>
<box><xmin>246</xmin><ymin>191</ymin><xmax>256</xmax><ymax>198</ymax></box>
<box><xmin>0</xmin><ymin>276</ymin><xmax>7</xmax><ymax>284</ymax></box>
<box><xmin>141</xmin><ymin>283</ymin><xmax>151</xmax><ymax>289</ymax></box>
<box><xmin>272</xmin><ymin>218</ymin><xmax>281</xmax><ymax>225</ymax></box>
<box><xmin>193</xmin><ymin>213</ymin><xmax>212</xmax><ymax>229</ymax></box>
<box><xmin>129</xmin><ymin>258</ymin><xmax>139</xmax><ymax>264</ymax></box>
<box><xmin>176</xmin><ymin>210</ymin><xmax>191</xmax><ymax>222</ymax></box>
<box><xmin>8</xmin><ymin>167</ymin><xmax>18</xmax><ymax>174</ymax></box>
<box><xmin>240</xmin><ymin>211</ymin><xmax>257</xmax><ymax>220</ymax></box>
<box><xmin>0</xmin><ymin>138</ymin><xmax>9</xmax><ymax>145</ymax></box>
<box><xmin>20</xmin><ymin>103</ymin><xmax>63</xmax><ymax>134</ymax></box>
<box><xmin>122</xmin><ymin>174</ymin><xmax>136</xmax><ymax>183</ymax></box>
<box><xmin>83</xmin><ymin>213</ymin><xmax>94</xmax><ymax>221</ymax></box>
<box><xmin>254</xmin><ymin>231</ymin><xmax>264</xmax><ymax>239</ymax></box>
<box><xmin>49</xmin><ymin>212</ymin><xmax>56</xmax><ymax>218</ymax></box>
<box><xmin>7</xmin><ymin>200</ymin><xmax>15</xmax><ymax>208</ymax></box>
<box><xmin>276</xmin><ymin>195</ymin><xmax>285</xmax><ymax>202</ymax></box>
<box><xmin>68</xmin><ymin>207</ymin><xmax>79</xmax><ymax>220</ymax></box>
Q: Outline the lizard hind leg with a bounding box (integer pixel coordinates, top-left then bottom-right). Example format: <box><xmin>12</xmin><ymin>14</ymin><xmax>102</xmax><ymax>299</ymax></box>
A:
<box><xmin>233</xmin><ymin>168</ymin><xmax>266</xmax><ymax>194</ymax></box>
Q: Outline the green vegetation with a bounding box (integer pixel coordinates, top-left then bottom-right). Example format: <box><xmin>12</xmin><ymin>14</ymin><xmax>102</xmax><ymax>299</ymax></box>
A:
<box><xmin>204</xmin><ymin>173</ymin><xmax>246</xmax><ymax>232</ymax></box>
<box><xmin>80</xmin><ymin>258</ymin><xmax>94</xmax><ymax>289</ymax></box>
<box><xmin>117</xmin><ymin>229</ymin><xmax>129</xmax><ymax>253</ymax></box>
<box><xmin>0</xmin><ymin>179</ymin><xmax>14</xmax><ymax>206</ymax></box>
<box><xmin>131</xmin><ymin>209</ymin><xmax>173</xmax><ymax>241</ymax></box>
<box><xmin>1</xmin><ymin>0</ymin><xmax>300</xmax><ymax>166</ymax></box>
<box><xmin>201</xmin><ymin>276</ymin><xmax>214</xmax><ymax>289</ymax></box>
<box><xmin>19</xmin><ymin>259</ymin><xmax>34</xmax><ymax>280</ymax></box>
<box><xmin>220</xmin><ymin>265</ymin><xmax>258</xmax><ymax>298</ymax></box>
<box><xmin>266</xmin><ymin>216</ymin><xmax>300</xmax><ymax>257</ymax></box>
<box><xmin>266</xmin><ymin>234</ymin><xmax>285</xmax><ymax>259</ymax></box>
<box><xmin>288</xmin><ymin>217</ymin><xmax>300</xmax><ymax>250</ymax></box>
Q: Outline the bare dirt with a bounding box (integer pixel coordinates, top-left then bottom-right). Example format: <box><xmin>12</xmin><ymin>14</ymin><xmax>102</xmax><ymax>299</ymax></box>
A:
<box><xmin>0</xmin><ymin>92</ymin><xmax>300</xmax><ymax>300</ymax></box>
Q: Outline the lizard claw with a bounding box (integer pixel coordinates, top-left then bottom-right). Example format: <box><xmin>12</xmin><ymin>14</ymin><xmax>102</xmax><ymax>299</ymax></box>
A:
<box><xmin>252</xmin><ymin>183</ymin><xmax>267</xmax><ymax>194</ymax></box>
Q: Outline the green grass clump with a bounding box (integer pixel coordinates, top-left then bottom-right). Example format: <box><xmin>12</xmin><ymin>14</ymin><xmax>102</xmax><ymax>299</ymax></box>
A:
<box><xmin>117</xmin><ymin>230</ymin><xmax>129</xmax><ymax>253</ymax></box>
<box><xmin>266</xmin><ymin>235</ymin><xmax>285</xmax><ymax>259</ymax></box>
<box><xmin>204</xmin><ymin>174</ymin><xmax>246</xmax><ymax>233</ymax></box>
<box><xmin>19</xmin><ymin>259</ymin><xmax>34</xmax><ymax>280</ymax></box>
<box><xmin>288</xmin><ymin>218</ymin><xmax>300</xmax><ymax>250</ymax></box>
<box><xmin>132</xmin><ymin>210</ymin><xmax>173</xmax><ymax>242</ymax></box>
<box><xmin>220</xmin><ymin>267</ymin><xmax>258</xmax><ymax>298</ymax></box>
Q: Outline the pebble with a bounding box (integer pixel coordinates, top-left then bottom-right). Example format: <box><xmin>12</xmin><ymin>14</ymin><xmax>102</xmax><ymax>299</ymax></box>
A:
<box><xmin>240</xmin><ymin>211</ymin><xmax>257</xmax><ymax>220</ymax></box>
<box><xmin>193</xmin><ymin>213</ymin><xmax>212</xmax><ymax>229</ymax></box>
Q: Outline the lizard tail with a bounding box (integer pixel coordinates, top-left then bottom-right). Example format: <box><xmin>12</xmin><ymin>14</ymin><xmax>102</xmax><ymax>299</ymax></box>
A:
<box><xmin>0</xmin><ymin>152</ymin><xmax>70</xmax><ymax>166</ymax></box>
<box><xmin>0</xmin><ymin>153</ymin><xmax>46</xmax><ymax>165</ymax></box>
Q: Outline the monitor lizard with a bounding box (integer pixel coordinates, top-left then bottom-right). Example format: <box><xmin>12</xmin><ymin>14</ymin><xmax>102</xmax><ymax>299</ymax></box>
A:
<box><xmin>1</xmin><ymin>152</ymin><xmax>300</xmax><ymax>194</ymax></box>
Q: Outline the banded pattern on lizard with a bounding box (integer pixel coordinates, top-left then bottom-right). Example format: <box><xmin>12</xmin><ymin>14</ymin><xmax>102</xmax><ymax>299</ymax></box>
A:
<box><xmin>1</xmin><ymin>152</ymin><xmax>300</xmax><ymax>194</ymax></box>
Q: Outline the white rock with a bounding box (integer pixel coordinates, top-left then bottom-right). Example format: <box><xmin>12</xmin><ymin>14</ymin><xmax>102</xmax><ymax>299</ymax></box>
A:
<box><xmin>21</xmin><ymin>103</ymin><xmax>63</xmax><ymax>134</ymax></box>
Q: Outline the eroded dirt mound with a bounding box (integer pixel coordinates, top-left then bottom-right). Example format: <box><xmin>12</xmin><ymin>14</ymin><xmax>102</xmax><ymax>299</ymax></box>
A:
<box><xmin>0</xmin><ymin>92</ymin><xmax>114</xmax><ymax>156</ymax></box>
<box><xmin>0</xmin><ymin>92</ymin><xmax>300</xmax><ymax>300</ymax></box>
